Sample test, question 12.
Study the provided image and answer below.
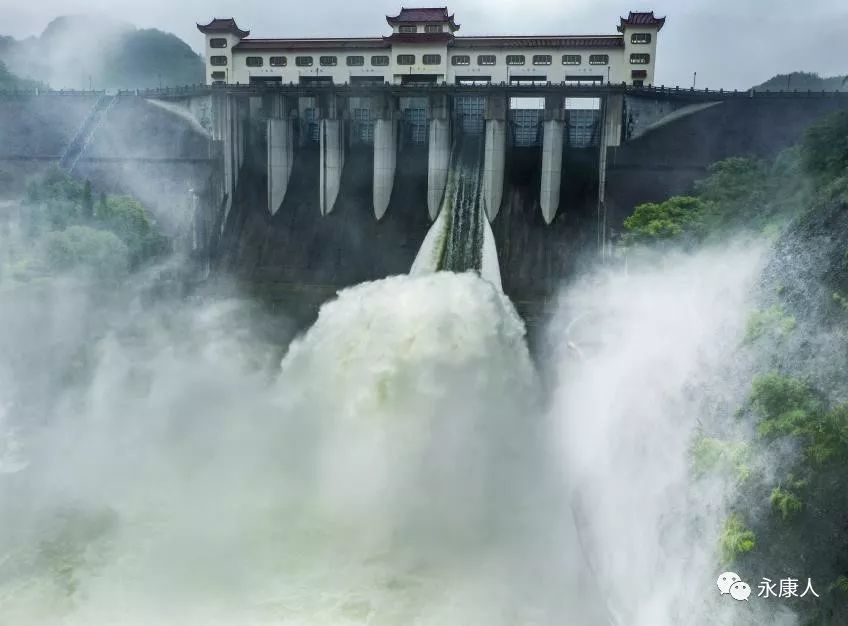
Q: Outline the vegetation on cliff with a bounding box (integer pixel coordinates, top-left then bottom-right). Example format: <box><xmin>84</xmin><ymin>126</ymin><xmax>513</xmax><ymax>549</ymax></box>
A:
<box><xmin>625</xmin><ymin>109</ymin><xmax>848</xmax><ymax>623</ymax></box>
<box><xmin>3</xmin><ymin>167</ymin><xmax>169</xmax><ymax>283</ymax></box>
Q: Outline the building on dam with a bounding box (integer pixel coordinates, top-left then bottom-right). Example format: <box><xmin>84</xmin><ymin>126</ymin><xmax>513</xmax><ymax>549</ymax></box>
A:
<box><xmin>197</xmin><ymin>7</ymin><xmax>664</xmax><ymax>88</ymax></box>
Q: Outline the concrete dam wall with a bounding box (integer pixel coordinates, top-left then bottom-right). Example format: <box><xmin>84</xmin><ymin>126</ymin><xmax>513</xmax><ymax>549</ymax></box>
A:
<box><xmin>2</xmin><ymin>87</ymin><xmax>846</xmax><ymax>329</ymax></box>
<box><xmin>0</xmin><ymin>93</ymin><xmax>218</xmax><ymax>235</ymax></box>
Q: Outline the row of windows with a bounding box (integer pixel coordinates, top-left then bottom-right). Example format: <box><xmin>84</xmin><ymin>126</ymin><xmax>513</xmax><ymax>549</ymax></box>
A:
<box><xmin>213</xmin><ymin>52</ymin><xmax>651</xmax><ymax>69</ymax></box>
<box><xmin>396</xmin><ymin>54</ymin><xmax>442</xmax><ymax>65</ymax></box>
<box><xmin>243</xmin><ymin>54</ymin><xmax>445</xmax><ymax>67</ymax></box>
<box><xmin>398</xmin><ymin>24</ymin><xmax>444</xmax><ymax>33</ymax></box>
<box><xmin>451</xmin><ymin>53</ymin><xmax>612</xmax><ymax>66</ymax></box>
<box><xmin>219</xmin><ymin>55</ymin><xmax>391</xmax><ymax>68</ymax></box>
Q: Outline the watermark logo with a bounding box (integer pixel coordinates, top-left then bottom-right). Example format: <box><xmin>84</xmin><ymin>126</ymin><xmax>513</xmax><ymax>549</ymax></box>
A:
<box><xmin>717</xmin><ymin>573</ymin><xmax>819</xmax><ymax>601</ymax></box>
<box><xmin>730</xmin><ymin>581</ymin><xmax>752</xmax><ymax>601</ymax></box>
<box><xmin>717</xmin><ymin>572</ymin><xmax>741</xmax><ymax>595</ymax></box>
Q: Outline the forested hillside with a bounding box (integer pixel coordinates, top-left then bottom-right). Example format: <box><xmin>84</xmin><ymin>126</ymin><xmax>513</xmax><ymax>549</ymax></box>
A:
<box><xmin>755</xmin><ymin>71</ymin><xmax>847</xmax><ymax>92</ymax></box>
<box><xmin>623</xmin><ymin>109</ymin><xmax>848</xmax><ymax>624</ymax></box>
<box><xmin>0</xmin><ymin>15</ymin><xmax>203</xmax><ymax>90</ymax></box>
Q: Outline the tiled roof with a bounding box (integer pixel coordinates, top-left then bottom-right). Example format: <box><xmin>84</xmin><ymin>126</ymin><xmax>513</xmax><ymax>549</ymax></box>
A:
<box><xmin>197</xmin><ymin>18</ymin><xmax>249</xmax><ymax>38</ymax></box>
<box><xmin>617</xmin><ymin>11</ymin><xmax>666</xmax><ymax>32</ymax></box>
<box><xmin>386</xmin><ymin>7</ymin><xmax>459</xmax><ymax>30</ymax></box>
<box><xmin>234</xmin><ymin>38</ymin><xmax>389</xmax><ymax>51</ymax></box>
<box><xmin>453</xmin><ymin>36</ymin><xmax>624</xmax><ymax>49</ymax></box>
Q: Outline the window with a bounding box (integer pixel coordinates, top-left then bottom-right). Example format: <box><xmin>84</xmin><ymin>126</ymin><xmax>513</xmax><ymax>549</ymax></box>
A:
<box><xmin>630</xmin><ymin>53</ymin><xmax>650</xmax><ymax>64</ymax></box>
<box><xmin>631</xmin><ymin>69</ymin><xmax>648</xmax><ymax>79</ymax></box>
<box><xmin>631</xmin><ymin>33</ymin><xmax>652</xmax><ymax>44</ymax></box>
<box><xmin>211</xmin><ymin>71</ymin><xmax>226</xmax><ymax>80</ymax></box>
<box><xmin>396</xmin><ymin>54</ymin><xmax>415</xmax><ymax>65</ymax></box>
<box><xmin>533</xmin><ymin>54</ymin><xmax>552</xmax><ymax>65</ymax></box>
<box><xmin>477</xmin><ymin>55</ymin><xmax>496</xmax><ymax>66</ymax></box>
<box><xmin>451</xmin><ymin>55</ymin><xmax>470</xmax><ymax>66</ymax></box>
<box><xmin>422</xmin><ymin>54</ymin><xmax>441</xmax><ymax>65</ymax></box>
<box><xmin>210</xmin><ymin>38</ymin><xmax>227</xmax><ymax>49</ymax></box>
<box><xmin>633</xmin><ymin>79</ymin><xmax>644</xmax><ymax>87</ymax></box>
<box><xmin>246</xmin><ymin>56</ymin><xmax>263</xmax><ymax>67</ymax></box>
<box><xmin>425</xmin><ymin>24</ymin><xmax>443</xmax><ymax>33</ymax></box>
<box><xmin>371</xmin><ymin>55</ymin><xmax>389</xmax><ymax>66</ymax></box>
<box><xmin>295</xmin><ymin>56</ymin><xmax>313</xmax><ymax>67</ymax></box>
<box><xmin>399</xmin><ymin>25</ymin><xmax>417</xmax><ymax>33</ymax></box>
<box><xmin>506</xmin><ymin>55</ymin><xmax>525</xmax><ymax>65</ymax></box>
<box><xmin>210</xmin><ymin>56</ymin><xmax>228</xmax><ymax>66</ymax></box>
<box><xmin>589</xmin><ymin>54</ymin><xmax>609</xmax><ymax>65</ymax></box>
<box><xmin>320</xmin><ymin>56</ymin><xmax>337</xmax><ymax>66</ymax></box>
<box><xmin>346</xmin><ymin>55</ymin><xmax>364</xmax><ymax>67</ymax></box>
<box><xmin>270</xmin><ymin>56</ymin><xmax>286</xmax><ymax>67</ymax></box>
<box><xmin>562</xmin><ymin>54</ymin><xmax>581</xmax><ymax>65</ymax></box>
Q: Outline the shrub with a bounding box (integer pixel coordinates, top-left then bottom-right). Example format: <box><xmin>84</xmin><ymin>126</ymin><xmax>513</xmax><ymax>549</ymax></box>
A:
<box><xmin>743</xmin><ymin>306</ymin><xmax>796</xmax><ymax>344</ymax></box>
<box><xmin>690</xmin><ymin>434</ymin><xmax>750</xmax><ymax>482</ymax></box>
<box><xmin>720</xmin><ymin>513</ymin><xmax>756</xmax><ymax>564</ymax></box>
<box><xmin>43</xmin><ymin>225</ymin><xmax>129</xmax><ymax>280</ymax></box>
<box><xmin>770</xmin><ymin>484</ymin><xmax>803</xmax><ymax>520</ymax></box>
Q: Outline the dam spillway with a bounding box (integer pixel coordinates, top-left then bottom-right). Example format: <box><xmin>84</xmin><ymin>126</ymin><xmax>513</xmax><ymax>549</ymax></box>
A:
<box><xmin>412</xmin><ymin>134</ymin><xmax>502</xmax><ymax>290</ymax></box>
<box><xmin>2</xmin><ymin>85</ymin><xmax>846</xmax><ymax>330</ymax></box>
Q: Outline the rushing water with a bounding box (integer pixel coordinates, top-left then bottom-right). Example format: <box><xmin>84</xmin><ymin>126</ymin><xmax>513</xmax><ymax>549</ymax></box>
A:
<box><xmin>0</xmin><ymin>269</ymin><xmax>613</xmax><ymax>625</ymax></box>
<box><xmin>411</xmin><ymin>135</ymin><xmax>501</xmax><ymax>289</ymax></box>
<box><xmin>0</xmin><ymin>143</ymin><xmax>786</xmax><ymax>624</ymax></box>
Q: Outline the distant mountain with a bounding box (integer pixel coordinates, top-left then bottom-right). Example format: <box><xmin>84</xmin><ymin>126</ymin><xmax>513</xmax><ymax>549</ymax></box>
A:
<box><xmin>754</xmin><ymin>71</ymin><xmax>847</xmax><ymax>92</ymax></box>
<box><xmin>0</xmin><ymin>15</ymin><xmax>203</xmax><ymax>90</ymax></box>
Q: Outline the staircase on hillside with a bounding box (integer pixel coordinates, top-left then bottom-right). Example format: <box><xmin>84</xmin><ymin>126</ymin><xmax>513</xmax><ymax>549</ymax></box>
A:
<box><xmin>59</xmin><ymin>94</ymin><xmax>117</xmax><ymax>172</ymax></box>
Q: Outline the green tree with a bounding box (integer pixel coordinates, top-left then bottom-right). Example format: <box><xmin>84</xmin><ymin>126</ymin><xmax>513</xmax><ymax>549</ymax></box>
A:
<box><xmin>802</xmin><ymin>109</ymin><xmax>848</xmax><ymax>182</ymax></box>
<box><xmin>694</xmin><ymin>157</ymin><xmax>768</xmax><ymax>208</ymax></box>
<box><xmin>43</xmin><ymin>225</ymin><xmax>129</xmax><ymax>280</ymax></box>
<box><xmin>96</xmin><ymin>195</ymin><xmax>169</xmax><ymax>265</ymax></box>
<box><xmin>622</xmin><ymin>196</ymin><xmax>711</xmax><ymax>244</ymax></box>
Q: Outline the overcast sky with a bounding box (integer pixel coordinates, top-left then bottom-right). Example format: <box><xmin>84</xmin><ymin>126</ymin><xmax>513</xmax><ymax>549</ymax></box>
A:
<box><xmin>2</xmin><ymin>0</ymin><xmax>847</xmax><ymax>89</ymax></box>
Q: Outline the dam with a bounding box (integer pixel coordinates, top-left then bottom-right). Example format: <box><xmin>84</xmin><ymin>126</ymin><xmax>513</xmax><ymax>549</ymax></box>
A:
<box><xmin>3</xmin><ymin>6</ymin><xmax>848</xmax><ymax>625</ymax></box>
<box><xmin>1</xmin><ymin>6</ymin><xmax>846</xmax><ymax>330</ymax></box>
<box><xmin>2</xmin><ymin>82</ymin><xmax>846</xmax><ymax>330</ymax></box>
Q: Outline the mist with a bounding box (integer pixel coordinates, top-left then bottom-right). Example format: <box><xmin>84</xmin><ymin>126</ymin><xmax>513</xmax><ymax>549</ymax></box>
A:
<box><xmin>0</xmin><ymin>216</ymin><xmax>807</xmax><ymax>624</ymax></box>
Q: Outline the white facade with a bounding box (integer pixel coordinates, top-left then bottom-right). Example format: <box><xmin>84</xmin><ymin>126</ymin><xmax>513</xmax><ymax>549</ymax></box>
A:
<box><xmin>197</xmin><ymin>9</ymin><xmax>665</xmax><ymax>88</ymax></box>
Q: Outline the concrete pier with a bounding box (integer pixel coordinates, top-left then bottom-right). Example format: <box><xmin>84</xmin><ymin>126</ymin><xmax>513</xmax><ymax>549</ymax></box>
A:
<box><xmin>540</xmin><ymin>120</ymin><xmax>564</xmax><ymax>224</ymax></box>
<box><xmin>482</xmin><ymin>96</ymin><xmax>507</xmax><ymax>221</ymax></box>
<box><xmin>604</xmin><ymin>94</ymin><xmax>624</xmax><ymax>147</ymax></box>
<box><xmin>427</xmin><ymin>95</ymin><xmax>451</xmax><ymax>220</ymax></box>
<box><xmin>540</xmin><ymin>96</ymin><xmax>565</xmax><ymax>224</ymax></box>
<box><xmin>319</xmin><ymin>119</ymin><xmax>344</xmax><ymax>215</ymax></box>
<box><xmin>483</xmin><ymin>120</ymin><xmax>505</xmax><ymax>221</ymax></box>
<box><xmin>211</xmin><ymin>94</ymin><xmax>237</xmax><ymax>232</ymax></box>
<box><xmin>373</xmin><ymin>119</ymin><xmax>397</xmax><ymax>219</ymax></box>
<box><xmin>267</xmin><ymin>117</ymin><xmax>294</xmax><ymax>215</ymax></box>
<box><xmin>427</xmin><ymin>118</ymin><xmax>450</xmax><ymax>220</ymax></box>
